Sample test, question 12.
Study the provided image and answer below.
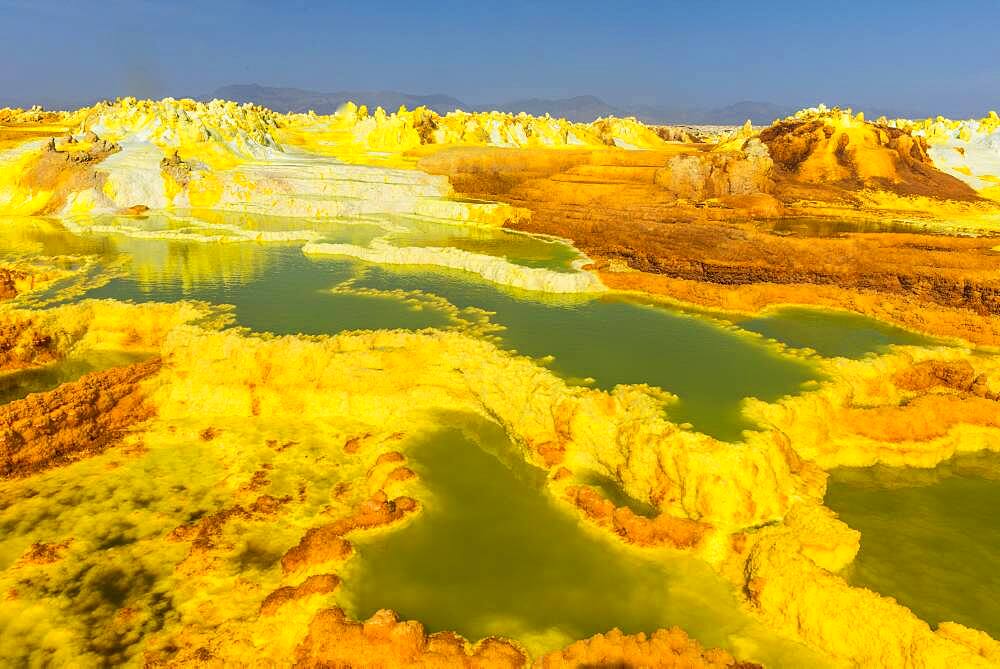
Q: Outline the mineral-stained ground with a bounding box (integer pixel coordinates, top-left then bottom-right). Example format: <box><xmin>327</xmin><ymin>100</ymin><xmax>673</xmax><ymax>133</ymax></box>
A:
<box><xmin>1</xmin><ymin>99</ymin><xmax>999</xmax><ymax>668</ymax></box>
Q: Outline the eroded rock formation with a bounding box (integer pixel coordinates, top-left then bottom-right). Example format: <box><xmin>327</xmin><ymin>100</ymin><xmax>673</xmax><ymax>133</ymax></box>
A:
<box><xmin>0</xmin><ymin>358</ymin><xmax>159</xmax><ymax>478</ymax></box>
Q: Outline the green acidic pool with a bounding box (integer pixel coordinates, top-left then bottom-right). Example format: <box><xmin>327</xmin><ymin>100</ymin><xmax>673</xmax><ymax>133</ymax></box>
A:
<box><xmin>736</xmin><ymin>306</ymin><xmax>939</xmax><ymax>359</ymax></box>
<box><xmin>340</xmin><ymin>413</ymin><xmax>826</xmax><ymax>665</ymax></box>
<box><xmin>83</xmin><ymin>244</ymin><xmax>457</xmax><ymax>335</ymax></box>
<box><xmin>352</xmin><ymin>265</ymin><xmax>819</xmax><ymax>441</ymax></box>
<box><xmin>825</xmin><ymin>451</ymin><xmax>1000</xmax><ymax>638</ymax></box>
<box><xmin>12</xmin><ymin>218</ymin><xmax>824</xmax><ymax>441</ymax></box>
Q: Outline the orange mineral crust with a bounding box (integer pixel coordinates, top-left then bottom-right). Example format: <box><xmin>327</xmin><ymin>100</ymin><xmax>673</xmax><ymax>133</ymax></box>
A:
<box><xmin>0</xmin><ymin>359</ymin><xmax>159</xmax><ymax>478</ymax></box>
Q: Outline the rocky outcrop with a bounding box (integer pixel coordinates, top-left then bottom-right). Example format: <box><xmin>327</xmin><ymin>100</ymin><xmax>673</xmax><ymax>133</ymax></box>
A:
<box><xmin>0</xmin><ymin>359</ymin><xmax>160</xmax><ymax>478</ymax></box>
<box><xmin>259</xmin><ymin>574</ymin><xmax>340</xmax><ymax>617</ymax></box>
<box><xmin>538</xmin><ymin>627</ymin><xmax>755</xmax><ymax>669</ymax></box>
<box><xmin>760</xmin><ymin>108</ymin><xmax>981</xmax><ymax>201</ymax></box>
<box><xmin>653</xmin><ymin>138</ymin><xmax>774</xmax><ymax>199</ymax></box>
<box><xmin>566</xmin><ymin>485</ymin><xmax>710</xmax><ymax>549</ymax></box>
<box><xmin>159</xmin><ymin>150</ymin><xmax>192</xmax><ymax>188</ymax></box>
<box><xmin>280</xmin><ymin>491</ymin><xmax>418</xmax><ymax>573</ymax></box>
<box><xmin>294</xmin><ymin>607</ymin><xmax>528</xmax><ymax>668</ymax></box>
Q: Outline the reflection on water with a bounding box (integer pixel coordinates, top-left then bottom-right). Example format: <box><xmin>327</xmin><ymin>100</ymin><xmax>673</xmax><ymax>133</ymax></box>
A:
<box><xmin>756</xmin><ymin>217</ymin><xmax>969</xmax><ymax>238</ymax></box>
<box><xmin>86</xmin><ymin>247</ymin><xmax>457</xmax><ymax>336</ymax></box>
<box><xmin>384</xmin><ymin>216</ymin><xmax>585</xmax><ymax>273</ymax></box>
<box><xmin>825</xmin><ymin>451</ymin><xmax>1000</xmax><ymax>638</ymax></box>
<box><xmin>341</xmin><ymin>414</ymin><xmax>826</xmax><ymax>665</ymax></box>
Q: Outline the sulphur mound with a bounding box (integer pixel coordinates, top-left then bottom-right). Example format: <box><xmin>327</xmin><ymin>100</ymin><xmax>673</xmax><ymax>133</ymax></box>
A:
<box><xmin>746</xmin><ymin>345</ymin><xmax>1000</xmax><ymax>469</ymax></box>
<box><xmin>759</xmin><ymin>106</ymin><xmax>981</xmax><ymax>201</ymax></box>
<box><xmin>0</xmin><ymin>96</ymin><xmax>708</xmax><ymax>222</ymax></box>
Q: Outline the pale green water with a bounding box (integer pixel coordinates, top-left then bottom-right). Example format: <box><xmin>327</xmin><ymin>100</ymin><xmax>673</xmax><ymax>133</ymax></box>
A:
<box><xmin>384</xmin><ymin>216</ymin><xmax>584</xmax><ymax>272</ymax></box>
<box><xmin>736</xmin><ymin>306</ymin><xmax>938</xmax><ymax>358</ymax></box>
<box><xmin>351</xmin><ymin>265</ymin><xmax>818</xmax><ymax>441</ymax></box>
<box><xmin>340</xmin><ymin>413</ymin><xmax>826</xmax><ymax>665</ymax></box>
<box><xmin>825</xmin><ymin>451</ymin><xmax>1000</xmax><ymax>638</ymax></box>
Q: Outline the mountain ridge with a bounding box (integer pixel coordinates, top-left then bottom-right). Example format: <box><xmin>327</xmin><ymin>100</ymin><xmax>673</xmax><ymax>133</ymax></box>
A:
<box><xmin>203</xmin><ymin>85</ymin><xmax>801</xmax><ymax>124</ymax></box>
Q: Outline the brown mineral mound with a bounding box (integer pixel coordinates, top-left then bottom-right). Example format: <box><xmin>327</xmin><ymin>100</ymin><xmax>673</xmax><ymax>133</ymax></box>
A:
<box><xmin>892</xmin><ymin>359</ymin><xmax>996</xmax><ymax>397</ymax></box>
<box><xmin>421</xmin><ymin>130</ymin><xmax>1000</xmax><ymax>344</ymax></box>
<box><xmin>416</xmin><ymin>105</ymin><xmax>1000</xmax><ymax>345</ymax></box>
<box><xmin>281</xmin><ymin>491</ymin><xmax>418</xmax><ymax>573</ymax></box>
<box><xmin>295</xmin><ymin>607</ymin><xmax>528</xmax><ymax>668</ymax></box>
<box><xmin>0</xmin><ymin>268</ymin><xmax>23</xmax><ymax>300</ymax></box>
<box><xmin>0</xmin><ymin>358</ymin><xmax>159</xmax><ymax>478</ymax></box>
<box><xmin>12</xmin><ymin>133</ymin><xmax>120</xmax><ymax>214</ymax></box>
<box><xmin>759</xmin><ymin>111</ymin><xmax>981</xmax><ymax>202</ymax></box>
<box><xmin>0</xmin><ymin>315</ymin><xmax>60</xmax><ymax>371</ymax></box>
<box><xmin>260</xmin><ymin>574</ymin><xmax>341</xmax><ymax>617</ymax></box>
<box><xmin>538</xmin><ymin>628</ymin><xmax>755</xmax><ymax>669</ymax></box>
<box><xmin>295</xmin><ymin>608</ymin><xmax>750</xmax><ymax>669</ymax></box>
<box><xmin>843</xmin><ymin>393</ymin><xmax>1000</xmax><ymax>443</ymax></box>
<box><xmin>296</xmin><ymin>608</ymin><xmax>760</xmax><ymax>669</ymax></box>
<box><xmin>746</xmin><ymin>349</ymin><xmax>1000</xmax><ymax>468</ymax></box>
<box><xmin>419</xmin><ymin>141</ymin><xmax>778</xmax><ymax>225</ymax></box>
<box><xmin>566</xmin><ymin>485</ymin><xmax>709</xmax><ymax>549</ymax></box>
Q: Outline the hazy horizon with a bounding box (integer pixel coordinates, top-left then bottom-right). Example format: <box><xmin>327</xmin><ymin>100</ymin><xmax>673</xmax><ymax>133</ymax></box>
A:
<box><xmin>2</xmin><ymin>0</ymin><xmax>998</xmax><ymax>118</ymax></box>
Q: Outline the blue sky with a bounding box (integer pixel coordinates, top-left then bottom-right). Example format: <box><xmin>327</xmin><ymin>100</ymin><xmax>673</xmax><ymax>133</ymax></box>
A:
<box><xmin>1</xmin><ymin>0</ymin><xmax>997</xmax><ymax>116</ymax></box>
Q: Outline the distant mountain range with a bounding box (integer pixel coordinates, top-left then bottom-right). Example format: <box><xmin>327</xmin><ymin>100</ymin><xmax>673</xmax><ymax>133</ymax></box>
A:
<box><xmin>204</xmin><ymin>85</ymin><xmax>800</xmax><ymax>125</ymax></box>
<box><xmin>1</xmin><ymin>84</ymin><xmax>913</xmax><ymax>126</ymax></box>
<box><xmin>208</xmin><ymin>84</ymin><xmax>466</xmax><ymax>117</ymax></box>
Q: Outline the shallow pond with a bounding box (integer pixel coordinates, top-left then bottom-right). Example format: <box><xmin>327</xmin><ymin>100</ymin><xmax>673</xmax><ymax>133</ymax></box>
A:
<box><xmin>825</xmin><ymin>451</ymin><xmax>1000</xmax><ymax>638</ymax></box>
<box><xmin>340</xmin><ymin>413</ymin><xmax>826</xmax><ymax>665</ymax></box>
<box><xmin>736</xmin><ymin>306</ymin><xmax>938</xmax><ymax>358</ymax></box>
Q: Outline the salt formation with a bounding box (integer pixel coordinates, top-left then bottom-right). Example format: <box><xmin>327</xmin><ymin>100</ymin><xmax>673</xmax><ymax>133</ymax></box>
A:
<box><xmin>891</xmin><ymin>112</ymin><xmax>1000</xmax><ymax>200</ymax></box>
<box><xmin>302</xmin><ymin>240</ymin><xmax>605</xmax><ymax>293</ymax></box>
